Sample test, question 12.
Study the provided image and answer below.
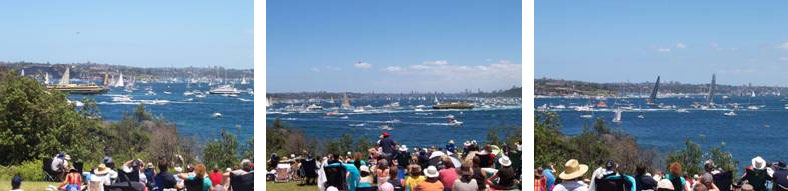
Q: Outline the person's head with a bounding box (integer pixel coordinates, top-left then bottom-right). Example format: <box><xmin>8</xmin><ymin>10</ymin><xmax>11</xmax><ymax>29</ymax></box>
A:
<box><xmin>741</xmin><ymin>184</ymin><xmax>754</xmax><ymax>191</ymax></box>
<box><xmin>545</xmin><ymin>162</ymin><xmax>554</xmax><ymax>169</ymax></box>
<box><xmin>241</xmin><ymin>159</ymin><xmax>252</xmax><ymax>172</ymax></box>
<box><xmin>669</xmin><ymin>162</ymin><xmax>683</xmax><ymax>177</ymax></box>
<box><xmin>353</xmin><ymin>152</ymin><xmax>362</xmax><ymax>161</ymax></box>
<box><xmin>657</xmin><ymin>179</ymin><xmax>674</xmax><ymax>191</ymax></box>
<box><xmin>213</xmin><ymin>165</ymin><xmax>219</xmax><ymax>173</ymax></box>
<box><xmin>378</xmin><ymin>159</ymin><xmax>389</xmax><ymax>170</ymax></box>
<box><xmin>704</xmin><ymin>160</ymin><xmax>715</xmax><ymax>172</ymax></box>
<box><xmin>483</xmin><ymin>144</ymin><xmax>492</xmax><ymax>152</ymax></box>
<box><xmin>442</xmin><ymin>157</ymin><xmax>454</xmax><ymax>169</ymax></box>
<box><xmin>472</xmin><ymin>156</ymin><xmax>481</xmax><ymax>166</ymax></box>
<box><xmin>535</xmin><ymin>168</ymin><xmax>543</xmax><ymax>178</ymax></box>
<box><xmin>359</xmin><ymin>166</ymin><xmax>371</xmax><ymax>177</ymax></box>
<box><xmin>701</xmin><ymin>173</ymin><xmax>713</xmax><ymax>186</ymax></box>
<box><xmin>11</xmin><ymin>174</ymin><xmax>22</xmax><ymax>189</ymax></box>
<box><xmin>382</xmin><ymin>132</ymin><xmax>390</xmax><ymax>138</ymax></box>
<box><xmin>558</xmin><ymin>159</ymin><xmax>589</xmax><ymax>181</ymax></box>
<box><xmin>694</xmin><ymin>183</ymin><xmax>708</xmax><ymax>191</ymax></box>
<box><xmin>423</xmin><ymin>166</ymin><xmax>439</xmax><ymax>180</ymax></box>
<box><xmin>389</xmin><ymin>166</ymin><xmax>399</xmax><ymax>178</ymax></box>
<box><xmin>194</xmin><ymin>164</ymin><xmax>207</xmax><ymax>177</ymax></box>
<box><xmin>158</xmin><ymin>159</ymin><xmax>169</xmax><ymax>172</ymax></box>
<box><xmin>409</xmin><ymin>165</ymin><xmax>422</xmax><ymax>176</ymax></box>
<box><xmin>636</xmin><ymin>165</ymin><xmax>647</xmax><ymax>176</ymax></box>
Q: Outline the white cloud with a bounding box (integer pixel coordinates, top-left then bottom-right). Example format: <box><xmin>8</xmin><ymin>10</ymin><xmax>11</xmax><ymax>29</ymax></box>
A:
<box><xmin>423</xmin><ymin>60</ymin><xmax>448</xmax><ymax>65</ymax></box>
<box><xmin>310</xmin><ymin>67</ymin><xmax>320</xmax><ymax>72</ymax></box>
<box><xmin>384</xmin><ymin>66</ymin><xmax>403</xmax><ymax>72</ymax></box>
<box><xmin>410</xmin><ymin>65</ymin><xmax>430</xmax><ymax>70</ymax></box>
<box><xmin>779</xmin><ymin>57</ymin><xmax>788</xmax><ymax>62</ymax></box>
<box><xmin>656</xmin><ymin>48</ymin><xmax>671</xmax><ymax>52</ymax></box>
<box><xmin>676</xmin><ymin>42</ymin><xmax>687</xmax><ymax>49</ymax></box>
<box><xmin>779</xmin><ymin>42</ymin><xmax>788</xmax><ymax>49</ymax></box>
<box><xmin>354</xmin><ymin>62</ymin><xmax>372</xmax><ymax>69</ymax></box>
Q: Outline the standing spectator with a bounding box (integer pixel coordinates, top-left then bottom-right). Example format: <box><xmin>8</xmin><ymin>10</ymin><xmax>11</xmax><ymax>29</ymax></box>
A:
<box><xmin>635</xmin><ymin>165</ymin><xmax>658</xmax><ymax>191</ymax></box>
<box><xmin>552</xmin><ymin>159</ymin><xmax>589</xmax><ymax>191</ymax></box>
<box><xmin>209</xmin><ymin>165</ymin><xmax>223</xmax><ymax>188</ymax></box>
<box><xmin>154</xmin><ymin>159</ymin><xmax>176</xmax><ymax>191</ymax></box>
<box><xmin>543</xmin><ymin>163</ymin><xmax>557</xmax><ymax>191</ymax></box>
<box><xmin>10</xmin><ymin>175</ymin><xmax>23</xmax><ymax>191</ymax></box>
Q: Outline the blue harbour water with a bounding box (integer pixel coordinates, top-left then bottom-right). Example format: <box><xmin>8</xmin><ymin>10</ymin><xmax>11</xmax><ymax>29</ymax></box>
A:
<box><xmin>266</xmin><ymin>99</ymin><xmax>522</xmax><ymax>148</ymax></box>
<box><xmin>536</xmin><ymin>96</ymin><xmax>788</xmax><ymax>168</ymax></box>
<box><xmin>67</xmin><ymin>83</ymin><xmax>254</xmax><ymax>144</ymax></box>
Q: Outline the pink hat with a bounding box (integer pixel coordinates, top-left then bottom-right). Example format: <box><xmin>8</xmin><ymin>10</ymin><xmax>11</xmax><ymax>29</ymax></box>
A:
<box><xmin>379</xmin><ymin>182</ymin><xmax>394</xmax><ymax>191</ymax></box>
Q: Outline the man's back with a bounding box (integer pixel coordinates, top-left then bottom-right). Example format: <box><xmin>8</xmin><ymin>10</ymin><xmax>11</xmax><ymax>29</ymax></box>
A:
<box><xmin>155</xmin><ymin>171</ymin><xmax>176</xmax><ymax>190</ymax></box>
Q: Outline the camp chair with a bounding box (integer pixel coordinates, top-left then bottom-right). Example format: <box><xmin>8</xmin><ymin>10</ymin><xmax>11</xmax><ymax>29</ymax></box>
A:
<box><xmin>275</xmin><ymin>163</ymin><xmax>292</xmax><ymax>183</ymax></box>
<box><xmin>323</xmin><ymin>165</ymin><xmax>348</xmax><ymax>191</ymax></box>
<box><xmin>43</xmin><ymin>159</ymin><xmax>60</xmax><ymax>182</ymax></box>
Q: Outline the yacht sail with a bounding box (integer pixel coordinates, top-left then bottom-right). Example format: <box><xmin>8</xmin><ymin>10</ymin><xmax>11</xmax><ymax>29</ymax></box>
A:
<box><xmin>114</xmin><ymin>72</ymin><xmax>125</xmax><ymax>87</ymax></box>
<box><xmin>44</xmin><ymin>73</ymin><xmax>50</xmax><ymax>85</ymax></box>
<box><xmin>341</xmin><ymin>93</ymin><xmax>351</xmax><ymax>109</ymax></box>
<box><xmin>707</xmin><ymin>74</ymin><xmax>716</xmax><ymax>105</ymax></box>
<box><xmin>59</xmin><ymin>68</ymin><xmax>70</xmax><ymax>85</ymax></box>
<box><xmin>646</xmin><ymin>76</ymin><xmax>660</xmax><ymax>105</ymax></box>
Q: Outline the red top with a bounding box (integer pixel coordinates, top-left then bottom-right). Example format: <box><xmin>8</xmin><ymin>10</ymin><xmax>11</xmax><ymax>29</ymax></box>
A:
<box><xmin>209</xmin><ymin>172</ymin><xmax>223</xmax><ymax>186</ymax></box>
<box><xmin>438</xmin><ymin>168</ymin><xmax>459</xmax><ymax>189</ymax></box>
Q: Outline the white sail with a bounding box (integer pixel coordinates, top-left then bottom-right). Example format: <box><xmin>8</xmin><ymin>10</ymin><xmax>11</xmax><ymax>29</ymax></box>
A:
<box><xmin>59</xmin><ymin>67</ymin><xmax>70</xmax><ymax>85</ymax></box>
<box><xmin>613</xmin><ymin>109</ymin><xmax>622</xmax><ymax>122</ymax></box>
<box><xmin>114</xmin><ymin>72</ymin><xmax>125</xmax><ymax>87</ymax></box>
<box><xmin>341</xmin><ymin>93</ymin><xmax>351</xmax><ymax>108</ymax></box>
<box><xmin>20</xmin><ymin>69</ymin><xmax>24</xmax><ymax>76</ymax></box>
<box><xmin>44</xmin><ymin>73</ymin><xmax>50</xmax><ymax>85</ymax></box>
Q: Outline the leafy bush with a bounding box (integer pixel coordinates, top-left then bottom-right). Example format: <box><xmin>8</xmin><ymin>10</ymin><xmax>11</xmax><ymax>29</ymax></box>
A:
<box><xmin>0</xmin><ymin>160</ymin><xmax>46</xmax><ymax>181</ymax></box>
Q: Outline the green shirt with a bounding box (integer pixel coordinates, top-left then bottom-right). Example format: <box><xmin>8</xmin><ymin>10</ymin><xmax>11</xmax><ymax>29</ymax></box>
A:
<box><xmin>185</xmin><ymin>176</ymin><xmax>213</xmax><ymax>191</ymax></box>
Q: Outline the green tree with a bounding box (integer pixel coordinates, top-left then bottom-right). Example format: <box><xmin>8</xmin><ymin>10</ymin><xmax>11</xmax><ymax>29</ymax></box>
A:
<box><xmin>666</xmin><ymin>139</ymin><xmax>703</xmax><ymax>176</ymax></box>
<box><xmin>203</xmin><ymin>129</ymin><xmax>239</xmax><ymax>168</ymax></box>
<box><xmin>0</xmin><ymin>70</ymin><xmax>104</xmax><ymax>165</ymax></box>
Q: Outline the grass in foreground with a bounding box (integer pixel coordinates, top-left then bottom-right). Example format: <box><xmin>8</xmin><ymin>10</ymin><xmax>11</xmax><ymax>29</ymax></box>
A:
<box><xmin>0</xmin><ymin>180</ymin><xmax>56</xmax><ymax>191</ymax></box>
<box><xmin>266</xmin><ymin>181</ymin><xmax>319</xmax><ymax>191</ymax></box>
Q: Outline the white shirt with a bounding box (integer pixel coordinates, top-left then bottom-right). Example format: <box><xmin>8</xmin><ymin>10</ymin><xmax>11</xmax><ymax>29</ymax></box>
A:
<box><xmin>553</xmin><ymin>180</ymin><xmax>589</xmax><ymax>191</ymax></box>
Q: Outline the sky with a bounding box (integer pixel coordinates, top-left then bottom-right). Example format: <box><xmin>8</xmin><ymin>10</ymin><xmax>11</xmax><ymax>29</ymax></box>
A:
<box><xmin>0</xmin><ymin>0</ymin><xmax>253</xmax><ymax>69</ymax></box>
<box><xmin>267</xmin><ymin>0</ymin><xmax>522</xmax><ymax>93</ymax></box>
<box><xmin>537</xmin><ymin>1</ymin><xmax>788</xmax><ymax>86</ymax></box>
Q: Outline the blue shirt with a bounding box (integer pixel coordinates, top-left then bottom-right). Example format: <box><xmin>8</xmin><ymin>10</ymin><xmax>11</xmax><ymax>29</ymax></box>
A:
<box><xmin>543</xmin><ymin>169</ymin><xmax>556</xmax><ymax>191</ymax></box>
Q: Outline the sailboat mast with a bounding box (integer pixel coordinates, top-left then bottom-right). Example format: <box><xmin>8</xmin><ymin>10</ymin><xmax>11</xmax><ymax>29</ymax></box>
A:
<box><xmin>708</xmin><ymin>74</ymin><xmax>716</xmax><ymax>105</ymax></box>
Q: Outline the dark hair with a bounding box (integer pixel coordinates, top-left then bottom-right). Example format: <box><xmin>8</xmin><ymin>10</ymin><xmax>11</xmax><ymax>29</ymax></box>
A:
<box><xmin>11</xmin><ymin>174</ymin><xmax>22</xmax><ymax>189</ymax></box>
<box><xmin>473</xmin><ymin>156</ymin><xmax>481</xmax><ymax>166</ymax></box>
<box><xmin>158</xmin><ymin>159</ymin><xmax>169</xmax><ymax>172</ymax></box>
<box><xmin>636</xmin><ymin>165</ymin><xmax>647</xmax><ymax>176</ymax></box>
<box><xmin>389</xmin><ymin>167</ymin><xmax>398</xmax><ymax>178</ymax></box>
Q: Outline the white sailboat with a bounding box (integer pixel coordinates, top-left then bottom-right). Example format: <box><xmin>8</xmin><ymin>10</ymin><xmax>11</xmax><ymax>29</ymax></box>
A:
<box><xmin>113</xmin><ymin>72</ymin><xmax>125</xmax><ymax>87</ymax></box>
<box><xmin>612</xmin><ymin>109</ymin><xmax>622</xmax><ymax>123</ymax></box>
<box><xmin>59</xmin><ymin>68</ymin><xmax>71</xmax><ymax>85</ymax></box>
<box><xmin>44</xmin><ymin>73</ymin><xmax>50</xmax><ymax>85</ymax></box>
<box><xmin>341</xmin><ymin>93</ymin><xmax>351</xmax><ymax>109</ymax></box>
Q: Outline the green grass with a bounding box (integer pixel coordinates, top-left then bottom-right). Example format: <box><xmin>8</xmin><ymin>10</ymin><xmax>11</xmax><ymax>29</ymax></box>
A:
<box><xmin>266</xmin><ymin>181</ymin><xmax>319</xmax><ymax>191</ymax></box>
<box><xmin>0</xmin><ymin>180</ymin><xmax>58</xmax><ymax>191</ymax></box>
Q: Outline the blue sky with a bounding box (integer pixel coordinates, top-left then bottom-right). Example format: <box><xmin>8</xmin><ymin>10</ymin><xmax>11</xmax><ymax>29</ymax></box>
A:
<box><xmin>267</xmin><ymin>0</ymin><xmax>521</xmax><ymax>93</ymax></box>
<box><xmin>0</xmin><ymin>0</ymin><xmax>252</xmax><ymax>69</ymax></box>
<box><xmin>537</xmin><ymin>1</ymin><xmax>788</xmax><ymax>86</ymax></box>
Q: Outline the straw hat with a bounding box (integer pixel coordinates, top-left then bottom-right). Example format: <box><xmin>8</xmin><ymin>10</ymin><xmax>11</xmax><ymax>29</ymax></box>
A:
<box><xmin>423</xmin><ymin>166</ymin><xmax>439</xmax><ymax>178</ymax></box>
<box><xmin>752</xmin><ymin>156</ymin><xmax>766</xmax><ymax>170</ymax></box>
<box><xmin>658</xmin><ymin>179</ymin><xmax>674</xmax><ymax>190</ymax></box>
<box><xmin>558</xmin><ymin>159</ymin><xmax>589</xmax><ymax>180</ymax></box>
<box><xmin>94</xmin><ymin>164</ymin><xmax>110</xmax><ymax>175</ymax></box>
<box><xmin>499</xmin><ymin>156</ymin><xmax>512</xmax><ymax>167</ymax></box>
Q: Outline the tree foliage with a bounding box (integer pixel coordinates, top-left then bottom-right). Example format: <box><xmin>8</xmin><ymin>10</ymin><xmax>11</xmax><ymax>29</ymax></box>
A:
<box><xmin>0</xmin><ymin>71</ymin><xmax>104</xmax><ymax>165</ymax></box>
<box><xmin>203</xmin><ymin>129</ymin><xmax>239</xmax><ymax>169</ymax></box>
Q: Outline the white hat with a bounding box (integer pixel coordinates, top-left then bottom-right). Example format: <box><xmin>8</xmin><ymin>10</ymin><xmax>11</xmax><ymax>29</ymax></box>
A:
<box><xmin>174</xmin><ymin>167</ymin><xmax>183</xmax><ymax>173</ymax></box>
<box><xmin>399</xmin><ymin>145</ymin><xmax>408</xmax><ymax>152</ymax></box>
<box><xmin>327</xmin><ymin>186</ymin><xmax>339</xmax><ymax>191</ymax></box>
<box><xmin>64</xmin><ymin>154</ymin><xmax>71</xmax><ymax>160</ymax></box>
<box><xmin>499</xmin><ymin>156</ymin><xmax>512</xmax><ymax>167</ymax></box>
<box><xmin>360</xmin><ymin>165</ymin><xmax>370</xmax><ymax>173</ymax></box>
<box><xmin>658</xmin><ymin>179</ymin><xmax>674</xmax><ymax>190</ymax></box>
<box><xmin>753</xmin><ymin>156</ymin><xmax>767</xmax><ymax>170</ymax></box>
<box><xmin>463</xmin><ymin>141</ymin><xmax>471</xmax><ymax>147</ymax></box>
<box><xmin>423</xmin><ymin>166</ymin><xmax>439</xmax><ymax>178</ymax></box>
<box><xmin>448</xmin><ymin>140</ymin><xmax>454</xmax><ymax>144</ymax></box>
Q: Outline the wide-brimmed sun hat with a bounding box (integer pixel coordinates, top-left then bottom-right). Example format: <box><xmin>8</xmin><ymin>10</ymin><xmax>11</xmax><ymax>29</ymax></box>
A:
<box><xmin>399</xmin><ymin>145</ymin><xmax>408</xmax><ymax>152</ymax></box>
<box><xmin>499</xmin><ymin>156</ymin><xmax>512</xmax><ymax>167</ymax></box>
<box><xmin>658</xmin><ymin>179</ymin><xmax>674</xmax><ymax>190</ymax></box>
<box><xmin>753</xmin><ymin>156</ymin><xmax>766</xmax><ymax>170</ymax></box>
<box><xmin>94</xmin><ymin>164</ymin><xmax>110</xmax><ymax>175</ymax></box>
<box><xmin>558</xmin><ymin>159</ymin><xmax>589</xmax><ymax>180</ymax></box>
<box><xmin>423</xmin><ymin>166</ymin><xmax>439</xmax><ymax>178</ymax></box>
<box><xmin>360</xmin><ymin>165</ymin><xmax>370</xmax><ymax>173</ymax></box>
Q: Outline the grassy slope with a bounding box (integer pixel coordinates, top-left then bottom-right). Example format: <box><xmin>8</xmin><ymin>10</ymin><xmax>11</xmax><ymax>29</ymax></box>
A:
<box><xmin>266</xmin><ymin>181</ymin><xmax>319</xmax><ymax>191</ymax></box>
<box><xmin>0</xmin><ymin>180</ymin><xmax>57</xmax><ymax>191</ymax></box>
